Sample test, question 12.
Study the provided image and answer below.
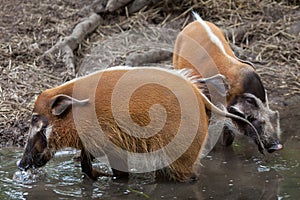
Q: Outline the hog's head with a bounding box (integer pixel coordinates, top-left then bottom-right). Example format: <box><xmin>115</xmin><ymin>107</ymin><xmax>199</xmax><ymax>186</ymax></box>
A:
<box><xmin>17</xmin><ymin>114</ymin><xmax>53</xmax><ymax>171</ymax></box>
<box><xmin>17</xmin><ymin>94</ymin><xmax>88</xmax><ymax>171</ymax></box>
<box><xmin>229</xmin><ymin>93</ymin><xmax>282</xmax><ymax>154</ymax></box>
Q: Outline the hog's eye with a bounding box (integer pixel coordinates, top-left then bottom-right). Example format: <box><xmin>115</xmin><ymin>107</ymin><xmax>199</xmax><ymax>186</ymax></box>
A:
<box><xmin>245</xmin><ymin>97</ymin><xmax>256</xmax><ymax>105</ymax></box>
<box><xmin>32</xmin><ymin>115</ymin><xmax>39</xmax><ymax>124</ymax></box>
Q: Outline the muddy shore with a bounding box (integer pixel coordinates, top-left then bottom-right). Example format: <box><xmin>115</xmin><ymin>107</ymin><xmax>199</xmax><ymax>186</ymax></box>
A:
<box><xmin>0</xmin><ymin>0</ymin><xmax>299</xmax><ymax>147</ymax></box>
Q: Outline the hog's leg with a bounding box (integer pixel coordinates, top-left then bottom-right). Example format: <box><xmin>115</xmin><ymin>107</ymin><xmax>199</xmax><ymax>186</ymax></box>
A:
<box><xmin>220</xmin><ymin>119</ymin><xmax>238</xmax><ymax>146</ymax></box>
<box><xmin>106</xmin><ymin>153</ymin><xmax>129</xmax><ymax>179</ymax></box>
<box><xmin>80</xmin><ymin>148</ymin><xmax>111</xmax><ymax>180</ymax></box>
<box><xmin>166</xmin><ymin>136</ymin><xmax>203</xmax><ymax>182</ymax></box>
<box><xmin>167</xmin><ymin>156</ymin><xmax>197</xmax><ymax>182</ymax></box>
<box><xmin>221</xmin><ymin>124</ymin><xmax>235</xmax><ymax>146</ymax></box>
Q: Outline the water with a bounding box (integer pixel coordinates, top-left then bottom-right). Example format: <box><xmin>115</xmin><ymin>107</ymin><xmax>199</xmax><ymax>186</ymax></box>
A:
<box><xmin>0</xmin><ymin>107</ymin><xmax>299</xmax><ymax>199</ymax></box>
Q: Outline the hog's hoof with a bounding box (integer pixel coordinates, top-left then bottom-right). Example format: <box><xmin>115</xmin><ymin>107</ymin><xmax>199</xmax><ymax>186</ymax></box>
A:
<box><xmin>111</xmin><ymin>169</ymin><xmax>129</xmax><ymax>179</ymax></box>
<box><xmin>189</xmin><ymin>173</ymin><xmax>198</xmax><ymax>182</ymax></box>
<box><xmin>83</xmin><ymin>169</ymin><xmax>112</xmax><ymax>180</ymax></box>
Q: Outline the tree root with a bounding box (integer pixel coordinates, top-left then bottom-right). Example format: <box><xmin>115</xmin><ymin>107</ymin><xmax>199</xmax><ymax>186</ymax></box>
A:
<box><xmin>106</xmin><ymin>0</ymin><xmax>132</xmax><ymax>12</ymax></box>
<box><xmin>43</xmin><ymin>13</ymin><xmax>102</xmax><ymax>76</ymax></box>
<box><xmin>105</xmin><ymin>0</ymin><xmax>161</xmax><ymax>13</ymax></box>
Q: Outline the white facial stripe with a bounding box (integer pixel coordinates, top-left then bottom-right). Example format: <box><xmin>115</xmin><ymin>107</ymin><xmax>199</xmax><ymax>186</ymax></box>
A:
<box><xmin>61</xmin><ymin>65</ymin><xmax>198</xmax><ymax>89</ymax></box>
<box><xmin>29</xmin><ymin>114</ymin><xmax>45</xmax><ymax>139</ymax></box>
<box><xmin>29</xmin><ymin>125</ymin><xmax>40</xmax><ymax>139</ymax></box>
<box><xmin>45</xmin><ymin>125</ymin><xmax>53</xmax><ymax>141</ymax></box>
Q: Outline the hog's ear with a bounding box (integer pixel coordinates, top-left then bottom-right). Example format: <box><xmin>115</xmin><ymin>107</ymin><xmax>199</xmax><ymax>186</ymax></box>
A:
<box><xmin>198</xmin><ymin>74</ymin><xmax>229</xmax><ymax>97</ymax></box>
<box><xmin>50</xmin><ymin>94</ymin><xmax>89</xmax><ymax>116</ymax></box>
<box><xmin>242</xmin><ymin>71</ymin><xmax>266</xmax><ymax>103</ymax></box>
<box><xmin>269</xmin><ymin>109</ymin><xmax>281</xmax><ymax>138</ymax></box>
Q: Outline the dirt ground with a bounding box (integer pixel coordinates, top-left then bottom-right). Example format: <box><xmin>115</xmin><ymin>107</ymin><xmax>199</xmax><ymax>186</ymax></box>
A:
<box><xmin>0</xmin><ymin>0</ymin><xmax>299</xmax><ymax>147</ymax></box>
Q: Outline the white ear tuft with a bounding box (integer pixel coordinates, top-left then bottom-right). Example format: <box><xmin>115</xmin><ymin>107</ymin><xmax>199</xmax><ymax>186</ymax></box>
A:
<box><xmin>229</xmin><ymin>105</ymin><xmax>245</xmax><ymax>118</ymax></box>
<box><xmin>50</xmin><ymin>94</ymin><xmax>89</xmax><ymax>116</ymax></box>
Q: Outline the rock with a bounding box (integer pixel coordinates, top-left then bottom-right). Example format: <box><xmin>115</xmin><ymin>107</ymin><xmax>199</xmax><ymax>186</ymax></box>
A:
<box><xmin>287</xmin><ymin>21</ymin><xmax>300</xmax><ymax>36</ymax></box>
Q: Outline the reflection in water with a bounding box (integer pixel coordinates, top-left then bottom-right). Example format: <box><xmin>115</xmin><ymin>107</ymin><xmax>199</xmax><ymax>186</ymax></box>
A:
<box><xmin>0</xmin><ymin>105</ymin><xmax>299</xmax><ymax>199</ymax></box>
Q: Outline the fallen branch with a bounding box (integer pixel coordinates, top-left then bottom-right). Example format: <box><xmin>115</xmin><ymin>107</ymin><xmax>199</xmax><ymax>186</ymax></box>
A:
<box><xmin>106</xmin><ymin>0</ymin><xmax>132</xmax><ymax>12</ymax></box>
<box><xmin>125</xmin><ymin>49</ymin><xmax>172</xmax><ymax>66</ymax></box>
<box><xmin>128</xmin><ymin>0</ymin><xmax>160</xmax><ymax>13</ymax></box>
<box><xmin>43</xmin><ymin>13</ymin><xmax>102</xmax><ymax>76</ymax></box>
<box><xmin>78</xmin><ymin>0</ymin><xmax>108</xmax><ymax>16</ymax></box>
<box><xmin>104</xmin><ymin>0</ymin><xmax>161</xmax><ymax>13</ymax></box>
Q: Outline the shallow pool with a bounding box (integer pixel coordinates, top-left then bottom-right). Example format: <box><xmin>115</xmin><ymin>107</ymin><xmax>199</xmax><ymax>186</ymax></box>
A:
<box><xmin>0</xmin><ymin>106</ymin><xmax>299</xmax><ymax>199</ymax></box>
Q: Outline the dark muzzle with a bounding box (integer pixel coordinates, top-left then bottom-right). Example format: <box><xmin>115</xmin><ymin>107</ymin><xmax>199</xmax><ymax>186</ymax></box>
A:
<box><xmin>266</xmin><ymin>140</ymin><xmax>283</xmax><ymax>153</ymax></box>
<box><xmin>17</xmin><ymin>158</ymin><xmax>32</xmax><ymax>171</ymax></box>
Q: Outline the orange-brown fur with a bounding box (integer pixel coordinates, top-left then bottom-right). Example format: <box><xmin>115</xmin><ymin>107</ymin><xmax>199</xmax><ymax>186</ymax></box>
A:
<box><xmin>173</xmin><ymin>19</ymin><xmax>257</xmax><ymax>104</ymax></box>
<box><xmin>33</xmin><ymin>67</ymin><xmax>210</xmax><ymax>181</ymax></box>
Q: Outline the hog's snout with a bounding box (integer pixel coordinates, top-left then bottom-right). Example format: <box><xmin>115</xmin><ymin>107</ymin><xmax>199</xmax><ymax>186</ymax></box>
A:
<box><xmin>17</xmin><ymin>158</ymin><xmax>32</xmax><ymax>171</ymax></box>
<box><xmin>265</xmin><ymin>141</ymin><xmax>283</xmax><ymax>153</ymax></box>
<box><xmin>260</xmin><ymin>138</ymin><xmax>283</xmax><ymax>154</ymax></box>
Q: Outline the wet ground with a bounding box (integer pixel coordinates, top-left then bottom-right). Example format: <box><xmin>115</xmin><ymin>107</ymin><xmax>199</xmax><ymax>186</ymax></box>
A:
<box><xmin>1</xmin><ymin>101</ymin><xmax>299</xmax><ymax>200</ymax></box>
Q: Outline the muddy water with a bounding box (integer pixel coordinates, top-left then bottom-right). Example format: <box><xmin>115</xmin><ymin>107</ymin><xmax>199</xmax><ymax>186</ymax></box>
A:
<box><xmin>0</xmin><ymin>105</ymin><xmax>299</xmax><ymax>199</ymax></box>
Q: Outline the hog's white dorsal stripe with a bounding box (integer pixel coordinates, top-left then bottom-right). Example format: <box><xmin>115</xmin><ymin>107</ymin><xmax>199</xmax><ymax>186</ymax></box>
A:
<box><xmin>192</xmin><ymin>12</ymin><xmax>229</xmax><ymax>59</ymax></box>
<box><xmin>60</xmin><ymin>66</ymin><xmax>197</xmax><ymax>87</ymax></box>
